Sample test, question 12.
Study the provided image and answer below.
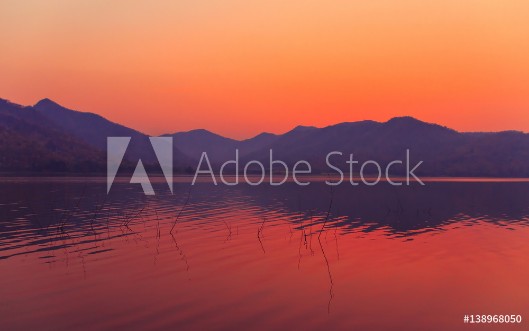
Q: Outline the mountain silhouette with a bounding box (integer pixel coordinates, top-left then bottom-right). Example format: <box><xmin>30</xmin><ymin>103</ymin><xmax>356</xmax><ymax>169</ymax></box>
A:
<box><xmin>1</xmin><ymin>97</ymin><xmax>529</xmax><ymax>176</ymax></box>
<box><xmin>165</xmin><ymin>129</ymin><xmax>279</xmax><ymax>165</ymax></box>
<box><xmin>33</xmin><ymin>98</ymin><xmax>192</xmax><ymax>167</ymax></box>
<box><xmin>0</xmin><ymin>99</ymin><xmax>105</xmax><ymax>172</ymax></box>
<box><xmin>168</xmin><ymin>117</ymin><xmax>529</xmax><ymax>177</ymax></box>
<box><xmin>1</xmin><ymin>98</ymin><xmax>193</xmax><ymax>173</ymax></box>
<box><xmin>239</xmin><ymin>116</ymin><xmax>529</xmax><ymax>176</ymax></box>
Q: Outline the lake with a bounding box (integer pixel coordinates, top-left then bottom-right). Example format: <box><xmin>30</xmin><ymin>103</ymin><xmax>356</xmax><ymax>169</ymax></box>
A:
<box><xmin>1</xmin><ymin>177</ymin><xmax>528</xmax><ymax>330</ymax></box>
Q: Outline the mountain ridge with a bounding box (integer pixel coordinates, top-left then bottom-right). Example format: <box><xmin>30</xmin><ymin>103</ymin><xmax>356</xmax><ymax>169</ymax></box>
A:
<box><xmin>1</xmin><ymin>97</ymin><xmax>528</xmax><ymax>176</ymax></box>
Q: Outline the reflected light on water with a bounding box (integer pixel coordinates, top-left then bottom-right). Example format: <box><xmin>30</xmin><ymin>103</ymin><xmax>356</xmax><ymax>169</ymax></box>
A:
<box><xmin>1</xmin><ymin>178</ymin><xmax>529</xmax><ymax>331</ymax></box>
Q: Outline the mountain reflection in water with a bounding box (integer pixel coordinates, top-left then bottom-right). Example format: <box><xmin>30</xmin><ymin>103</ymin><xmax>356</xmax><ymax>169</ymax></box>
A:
<box><xmin>1</xmin><ymin>177</ymin><xmax>528</xmax><ymax>331</ymax></box>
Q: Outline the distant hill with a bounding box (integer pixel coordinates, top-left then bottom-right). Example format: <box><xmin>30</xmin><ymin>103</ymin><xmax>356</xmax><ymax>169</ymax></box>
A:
<box><xmin>1</xmin><ymin>97</ymin><xmax>528</xmax><ymax>176</ymax></box>
<box><xmin>168</xmin><ymin>116</ymin><xmax>529</xmax><ymax>177</ymax></box>
<box><xmin>0</xmin><ymin>98</ymin><xmax>193</xmax><ymax>173</ymax></box>
<box><xmin>34</xmin><ymin>98</ymin><xmax>155</xmax><ymax>163</ymax></box>
<box><xmin>33</xmin><ymin>98</ymin><xmax>193</xmax><ymax>168</ymax></box>
<box><xmin>241</xmin><ymin>117</ymin><xmax>529</xmax><ymax>177</ymax></box>
<box><xmin>0</xmin><ymin>99</ymin><xmax>106</xmax><ymax>172</ymax></box>
<box><xmin>165</xmin><ymin>130</ymin><xmax>279</xmax><ymax>165</ymax></box>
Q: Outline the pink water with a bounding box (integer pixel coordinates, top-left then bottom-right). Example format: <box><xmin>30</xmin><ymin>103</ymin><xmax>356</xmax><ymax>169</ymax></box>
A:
<box><xmin>1</xmin><ymin>178</ymin><xmax>528</xmax><ymax>330</ymax></box>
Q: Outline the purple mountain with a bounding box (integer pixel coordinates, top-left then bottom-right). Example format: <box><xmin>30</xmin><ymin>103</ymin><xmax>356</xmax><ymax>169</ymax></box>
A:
<box><xmin>1</xmin><ymin>97</ymin><xmax>529</xmax><ymax>176</ymax></box>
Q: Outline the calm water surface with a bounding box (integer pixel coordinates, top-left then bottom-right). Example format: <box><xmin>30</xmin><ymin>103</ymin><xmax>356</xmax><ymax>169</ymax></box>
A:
<box><xmin>1</xmin><ymin>177</ymin><xmax>528</xmax><ymax>331</ymax></box>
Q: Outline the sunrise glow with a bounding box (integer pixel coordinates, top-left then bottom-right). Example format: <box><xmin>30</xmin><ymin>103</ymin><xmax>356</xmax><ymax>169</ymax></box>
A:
<box><xmin>1</xmin><ymin>0</ymin><xmax>528</xmax><ymax>138</ymax></box>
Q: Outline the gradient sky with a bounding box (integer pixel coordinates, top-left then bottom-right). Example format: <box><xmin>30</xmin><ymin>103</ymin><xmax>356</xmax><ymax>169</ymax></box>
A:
<box><xmin>1</xmin><ymin>0</ymin><xmax>528</xmax><ymax>139</ymax></box>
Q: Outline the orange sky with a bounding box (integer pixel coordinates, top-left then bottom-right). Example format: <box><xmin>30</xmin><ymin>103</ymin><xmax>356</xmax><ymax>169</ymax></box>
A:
<box><xmin>1</xmin><ymin>0</ymin><xmax>528</xmax><ymax>139</ymax></box>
